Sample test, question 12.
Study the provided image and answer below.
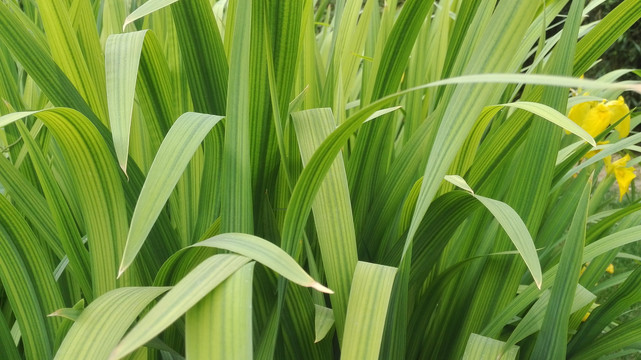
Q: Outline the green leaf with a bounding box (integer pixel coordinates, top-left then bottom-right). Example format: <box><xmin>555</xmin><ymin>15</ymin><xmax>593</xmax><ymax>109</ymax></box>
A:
<box><xmin>531</xmin><ymin>177</ymin><xmax>590</xmax><ymax>359</ymax></box>
<box><xmin>0</xmin><ymin>308</ymin><xmax>20</xmax><ymax>360</ymax></box>
<box><xmin>461</xmin><ymin>334</ymin><xmax>519</xmax><ymax>360</ymax></box>
<box><xmin>192</xmin><ymin>233</ymin><xmax>332</xmax><ymax>293</ymax></box>
<box><xmin>221</xmin><ymin>0</ymin><xmax>253</xmax><ymax>234</ymax></box>
<box><xmin>292</xmin><ymin>108</ymin><xmax>358</xmax><ymax>339</ymax></box>
<box><xmin>568</xmin><ymin>264</ymin><xmax>641</xmax><ymax>356</ymax></box>
<box><xmin>0</xmin><ymin>155</ymin><xmax>64</xmax><ymax>258</ymax></box>
<box><xmin>0</xmin><ymin>108</ymin><xmax>130</xmax><ymax>296</ymax></box>
<box><xmin>0</xmin><ymin>4</ymin><xmax>102</xmax><ymax>130</ymax></box>
<box><xmin>15</xmin><ymin>120</ymin><xmax>92</xmax><ymax>298</ymax></box>
<box><xmin>105</xmin><ymin>31</ymin><xmax>148</xmax><ymax>173</ymax></box>
<box><xmin>446</xmin><ymin>176</ymin><xmax>542</xmax><ymax>288</ymax></box>
<box><xmin>569</xmin><ymin>317</ymin><xmax>641</xmax><ymax>360</ymax></box>
<box><xmin>55</xmin><ymin>287</ymin><xmax>169</xmax><ymax>359</ymax></box>
<box><xmin>124</xmin><ymin>0</ymin><xmax>179</xmax><ymax>29</ymax></box>
<box><xmin>119</xmin><ymin>112</ymin><xmax>223</xmax><ymax>275</ymax></box>
<box><xmin>0</xmin><ymin>205</ymin><xmax>53</xmax><ymax>360</ymax></box>
<box><xmin>341</xmin><ymin>262</ymin><xmax>397</xmax><ymax>360</ymax></box>
<box><xmin>185</xmin><ymin>262</ymin><xmax>254</xmax><ymax>359</ymax></box>
<box><xmin>110</xmin><ymin>255</ymin><xmax>250</xmax><ymax>360</ymax></box>
<box><xmin>505</xmin><ymin>285</ymin><xmax>595</xmax><ymax>351</ymax></box>
<box><xmin>314</xmin><ymin>305</ymin><xmax>335</xmax><ymax>343</ymax></box>
<box><xmin>496</xmin><ymin>102</ymin><xmax>595</xmax><ymax>146</ymax></box>
<box><xmin>280</xmin><ymin>104</ymin><xmax>401</xmax><ymax>257</ymax></box>
<box><xmin>35</xmin><ymin>0</ymin><xmax>108</xmax><ymax>123</ymax></box>
<box><xmin>474</xmin><ymin>195</ymin><xmax>543</xmax><ymax>289</ymax></box>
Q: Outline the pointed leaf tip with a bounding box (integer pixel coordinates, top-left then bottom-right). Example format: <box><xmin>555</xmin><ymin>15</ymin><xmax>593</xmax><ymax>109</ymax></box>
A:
<box><xmin>120</xmin><ymin>164</ymin><xmax>129</xmax><ymax>178</ymax></box>
<box><xmin>311</xmin><ymin>282</ymin><xmax>334</xmax><ymax>294</ymax></box>
<box><xmin>117</xmin><ymin>267</ymin><xmax>126</xmax><ymax>279</ymax></box>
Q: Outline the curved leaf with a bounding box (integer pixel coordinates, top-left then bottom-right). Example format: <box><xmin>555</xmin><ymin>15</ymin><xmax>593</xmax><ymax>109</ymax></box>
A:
<box><xmin>0</xmin><ymin>108</ymin><xmax>129</xmax><ymax>297</ymax></box>
<box><xmin>193</xmin><ymin>233</ymin><xmax>332</xmax><ymax>293</ymax></box>
<box><xmin>105</xmin><ymin>31</ymin><xmax>148</xmax><ymax>172</ymax></box>
<box><xmin>341</xmin><ymin>262</ymin><xmax>397</xmax><ymax>360</ymax></box>
<box><xmin>110</xmin><ymin>255</ymin><xmax>250</xmax><ymax>359</ymax></box>
<box><xmin>119</xmin><ymin>112</ymin><xmax>223</xmax><ymax>275</ymax></box>
<box><xmin>55</xmin><ymin>287</ymin><xmax>169</xmax><ymax>360</ymax></box>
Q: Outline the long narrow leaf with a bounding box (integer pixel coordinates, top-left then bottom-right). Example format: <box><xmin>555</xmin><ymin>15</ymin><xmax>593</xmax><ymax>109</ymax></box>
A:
<box><xmin>340</xmin><ymin>262</ymin><xmax>397</xmax><ymax>360</ymax></box>
<box><xmin>55</xmin><ymin>287</ymin><xmax>170</xmax><ymax>360</ymax></box>
<box><xmin>119</xmin><ymin>112</ymin><xmax>223</xmax><ymax>275</ymax></box>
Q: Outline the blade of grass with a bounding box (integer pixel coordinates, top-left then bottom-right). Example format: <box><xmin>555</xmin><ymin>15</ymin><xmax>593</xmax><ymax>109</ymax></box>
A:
<box><xmin>54</xmin><ymin>287</ymin><xmax>169</xmax><ymax>360</ymax></box>
<box><xmin>185</xmin><ymin>262</ymin><xmax>254</xmax><ymax>359</ymax></box>
<box><xmin>0</xmin><ymin>200</ymin><xmax>54</xmax><ymax>360</ymax></box>
<box><xmin>340</xmin><ymin>262</ymin><xmax>397</xmax><ymax>360</ymax></box>
<box><xmin>192</xmin><ymin>233</ymin><xmax>332</xmax><ymax>293</ymax></box>
<box><xmin>14</xmin><ymin>121</ymin><xmax>92</xmax><ymax>298</ymax></box>
<box><xmin>0</xmin><ymin>108</ymin><xmax>131</xmax><ymax>296</ymax></box>
<box><xmin>292</xmin><ymin>108</ymin><xmax>358</xmax><ymax>340</ymax></box>
<box><xmin>110</xmin><ymin>255</ymin><xmax>250</xmax><ymax>359</ymax></box>
<box><xmin>119</xmin><ymin>112</ymin><xmax>223</xmax><ymax>274</ymax></box>
<box><xmin>105</xmin><ymin>31</ymin><xmax>148</xmax><ymax>173</ymax></box>
<box><xmin>461</xmin><ymin>334</ymin><xmax>519</xmax><ymax>360</ymax></box>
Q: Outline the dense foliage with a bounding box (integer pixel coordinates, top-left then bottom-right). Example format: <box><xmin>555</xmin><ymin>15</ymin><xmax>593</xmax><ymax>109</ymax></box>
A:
<box><xmin>0</xmin><ymin>0</ymin><xmax>640</xmax><ymax>359</ymax></box>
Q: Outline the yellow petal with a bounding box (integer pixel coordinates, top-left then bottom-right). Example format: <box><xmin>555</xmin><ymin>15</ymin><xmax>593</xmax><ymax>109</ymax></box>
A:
<box><xmin>567</xmin><ymin>100</ymin><xmax>596</xmax><ymax>131</ymax></box>
<box><xmin>606</xmin><ymin>96</ymin><xmax>631</xmax><ymax>138</ymax></box>
<box><xmin>605</xmin><ymin>264</ymin><xmax>614</xmax><ymax>274</ymax></box>
<box><xmin>614</xmin><ymin>166</ymin><xmax>636</xmax><ymax>201</ymax></box>
<box><xmin>581</xmin><ymin>103</ymin><xmax>611</xmax><ymax>137</ymax></box>
<box><xmin>582</xmin><ymin>311</ymin><xmax>590</xmax><ymax>322</ymax></box>
<box><xmin>611</xmin><ymin>153</ymin><xmax>631</xmax><ymax>168</ymax></box>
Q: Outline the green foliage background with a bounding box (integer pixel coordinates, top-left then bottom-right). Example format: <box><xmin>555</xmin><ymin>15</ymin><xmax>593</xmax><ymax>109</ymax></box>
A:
<box><xmin>0</xmin><ymin>0</ymin><xmax>640</xmax><ymax>359</ymax></box>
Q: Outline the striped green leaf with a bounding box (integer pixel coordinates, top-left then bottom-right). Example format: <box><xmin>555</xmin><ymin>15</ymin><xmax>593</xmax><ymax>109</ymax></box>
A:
<box><xmin>105</xmin><ymin>31</ymin><xmax>148</xmax><ymax>172</ymax></box>
<box><xmin>292</xmin><ymin>108</ymin><xmax>358</xmax><ymax>339</ymax></box>
<box><xmin>192</xmin><ymin>233</ymin><xmax>332</xmax><ymax>293</ymax></box>
<box><xmin>445</xmin><ymin>176</ymin><xmax>542</xmax><ymax>288</ymax></box>
<box><xmin>55</xmin><ymin>287</ymin><xmax>170</xmax><ymax>360</ymax></box>
<box><xmin>568</xmin><ymin>264</ymin><xmax>641</xmax><ymax>356</ymax></box>
<box><xmin>461</xmin><ymin>334</ymin><xmax>519</xmax><ymax>360</ymax></box>
<box><xmin>314</xmin><ymin>305</ymin><xmax>335</xmax><ymax>343</ymax></box>
<box><xmin>110</xmin><ymin>255</ymin><xmax>250</xmax><ymax>359</ymax></box>
<box><xmin>185</xmin><ymin>262</ymin><xmax>254</xmax><ymax>359</ymax></box>
<box><xmin>505</xmin><ymin>285</ymin><xmax>595</xmax><ymax>351</ymax></box>
<box><xmin>0</xmin><ymin>201</ymin><xmax>54</xmax><ymax>360</ymax></box>
<box><xmin>119</xmin><ymin>112</ymin><xmax>223</xmax><ymax>275</ymax></box>
<box><xmin>0</xmin><ymin>108</ymin><xmax>130</xmax><ymax>297</ymax></box>
<box><xmin>341</xmin><ymin>262</ymin><xmax>397</xmax><ymax>360</ymax></box>
<box><xmin>221</xmin><ymin>0</ymin><xmax>253</xmax><ymax>234</ymax></box>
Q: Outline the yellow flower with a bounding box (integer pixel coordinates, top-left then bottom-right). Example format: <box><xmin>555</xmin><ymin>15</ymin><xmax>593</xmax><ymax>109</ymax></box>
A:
<box><xmin>581</xmin><ymin>103</ymin><xmax>611</xmax><ymax>137</ymax></box>
<box><xmin>604</xmin><ymin>154</ymin><xmax>637</xmax><ymax>201</ymax></box>
<box><xmin>568</xmin><ymin>99</ymin><xmax>597</xmax><ymax>130</ymax></box>
<box><xmin>606</xmin><ymin>96</ymin><xmax>631</xmax><ymax>138</ymax></box>
<box><xmin>605</xmin><ymin>264</ymin><xmax>614</xmax><ymax>274</ymax></box>
<box><xmin>566</xmin><ymin>96</ymin><xmax>631</xmax><ymax>139</ymax></box>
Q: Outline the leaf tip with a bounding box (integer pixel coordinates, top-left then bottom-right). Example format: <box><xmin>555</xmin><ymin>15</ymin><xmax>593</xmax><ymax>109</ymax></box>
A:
<box><xmin>311</xmin><ymin>282</ymin><xmax>333</xmax><ymax>294</ymax></box>
<box><xmin>120</xmin><ymin>163</ymin><xmax>129</xmax><ymax>180</ymax></box>
<box><xmin>122</xmin><ymin>19</ymin><xmax>133</xmax><ymax>32</ymax></box>
<box><xmin>117</xmin><ymin>266</ymin><xmax>126</xmax><ymax>279</ymax></box>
